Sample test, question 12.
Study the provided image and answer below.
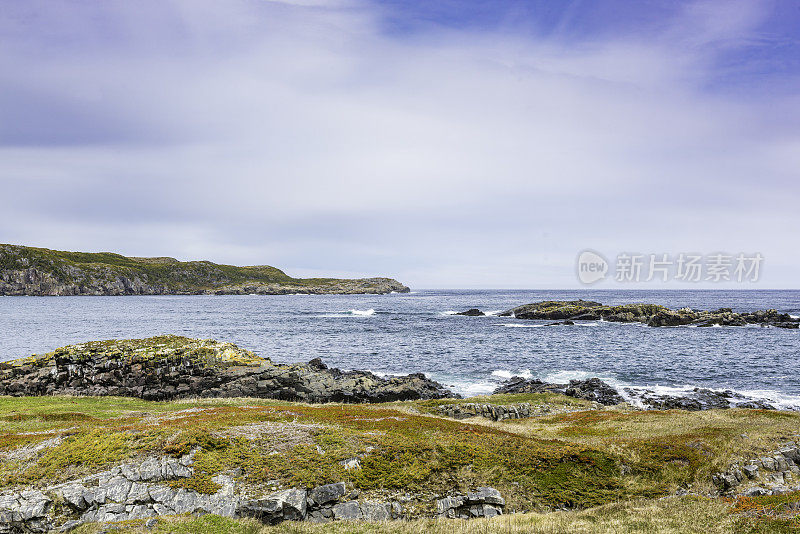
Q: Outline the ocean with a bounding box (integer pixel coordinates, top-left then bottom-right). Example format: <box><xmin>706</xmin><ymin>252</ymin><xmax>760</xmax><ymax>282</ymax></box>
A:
<box><xmin>2</xmin><ymin>289</ymin><xmax>799</xmax><ymax>409</ymax></box>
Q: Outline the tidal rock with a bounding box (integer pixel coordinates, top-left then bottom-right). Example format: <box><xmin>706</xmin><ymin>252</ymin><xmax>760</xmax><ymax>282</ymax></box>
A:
<box><xmin>493</xmin><ymin>377</ymin><xmax>624</xmax><ymax>406</ymax></box>
<box><xmin>455</xmin><ymin>309</ymin><xmax>484</xmax><ymax>316</ymax></box>
<box><xmin>498</xmin><ymin>300</ymin><xmax>800</xmax><ymax>329</ymax></box>
<box><xmin>564</xmin><ymin>378</ymin><xmax>625</xmax><ymax>405</ymax></box>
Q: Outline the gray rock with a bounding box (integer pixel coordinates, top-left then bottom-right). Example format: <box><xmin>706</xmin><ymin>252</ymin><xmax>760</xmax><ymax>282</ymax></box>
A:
<box><xmin>148</xmin><ymin>485</ymin><xmax>175</xmax><ymax>503</ymax></box>
<box><xmin>83</xmin><ymin>487</ymin><xmax>107</xmax><ymax>507</ymax></box>
<box><xmin>467</xmin><ymin>487</ymin><xmax>504</xmax><ymax>506</ymax></box>
<box><xmin>310</xmin><ymin>482</ymin><xmax>346</xmax><ymax>505</ymax></box>
<box><xmin>743</xmin><ymin>465</ymin><xmax>759</xmax><ymax>479</ymax></box>
<box><xmin>340</xmin><ymin>458</ymin><xmax>361</xmax><ymax>470</ymax></box>
<box><xmin>126</xmin><ymin>483</ymin><xmax>151</xmax><ymax>504</ymax></box>
<box><xmin>170</xmin><ymin>489</ymin><xmax>199</xmax><ymax>514</ymax></box>
<box><xmin>138</xmin><ymin>458</ymin><xmax>162</xmax><ymax>481</ymax></box>
<box><xmin>332</xmin><ymin>501</ymin><xmax>362</xmax><ymax>520</ymax></box>
<box><xmin>105</xmin><ymin>476</ymin><xmax>132</xmax><ymax>502</ymax></box>
<box><xmin>360</xmin><ymin>501</ymin><xmax>391</xmax><ymax>521</ymax></box>
<box><xmin>60</xmin><ymin>484</ymin><xmax>88</xmax><ymax>510</ymax></box>
<box><xmin>483</xmin><ymin>504</ymin><xmax>501</xmax><ymax>518</ymax></box>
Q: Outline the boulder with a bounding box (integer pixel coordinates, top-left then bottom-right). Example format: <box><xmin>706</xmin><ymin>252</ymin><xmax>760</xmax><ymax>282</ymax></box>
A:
<box><xmin>309</xmin><ymin>482</ymin><xmax>346</xmax><ymax>506</ymax></box>
<box><xmin>455</xmin><ymin>309</ymin><xmax>484</xmax><ymax>316</ymax></box>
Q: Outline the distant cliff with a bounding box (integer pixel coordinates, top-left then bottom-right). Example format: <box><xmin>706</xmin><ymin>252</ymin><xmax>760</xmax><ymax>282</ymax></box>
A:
<box><xmin>0</xmin><ymin>244</ymin><xmax>409</xmax><ymax>296</ymax></box>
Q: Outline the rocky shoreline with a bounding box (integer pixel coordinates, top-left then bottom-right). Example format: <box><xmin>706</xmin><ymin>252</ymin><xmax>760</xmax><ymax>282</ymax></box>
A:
<box><xmin>2</xmin><ymin>334</ymin><xmax>793</xmax><ymax>412</ymax></box>
<box><xmin>493</xmin><ymin>375</ymin><xmax>783</xmax><ymax>411</ymax></box>
<box><xmin>0</xmin><ymin>244</ymin><xmax>409</xmax><ymax>296</ymax></box>
<box><xmin>0</xmin><ymin>336</ymin><xmax>454</xmax><ymax>403</ymax></box>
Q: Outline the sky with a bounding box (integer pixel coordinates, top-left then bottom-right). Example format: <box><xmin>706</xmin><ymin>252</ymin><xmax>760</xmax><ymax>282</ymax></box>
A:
<box><xmin>1</xmin><ymin>0</ymin><xmax>799</xmax><ymax>289</ymax></box>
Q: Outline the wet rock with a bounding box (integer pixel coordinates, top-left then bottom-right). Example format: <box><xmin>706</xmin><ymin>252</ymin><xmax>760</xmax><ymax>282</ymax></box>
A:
<box><xmin>565</xmin><ymin>378</ymin><xmax>624</xmax><ymax>405</ymax></box>
<box><xmin>455</xmin><ymin>309</ymin><xmax>484</xmax><ymax>316</ymax></box>
<box><xmin>0</xmin><ymin>337</ymin><xmax>457</xmax><ymax>403</ymax></box>
<box><xmin>498</xmin><ymin>300</ymin><xmax>800</xmax><ymax>329</ymax></box>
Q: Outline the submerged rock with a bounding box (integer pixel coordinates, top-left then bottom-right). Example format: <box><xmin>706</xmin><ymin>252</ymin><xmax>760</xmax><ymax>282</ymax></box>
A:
<box><xmin>0</xmin><ymin>336</ymin><xmax>457</xmax><ymax>403</ymax></box>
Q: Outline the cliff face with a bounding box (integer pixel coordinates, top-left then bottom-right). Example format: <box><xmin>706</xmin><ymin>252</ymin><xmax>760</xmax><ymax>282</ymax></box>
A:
<box><xmin>0</xmin><ymin>336</ymin><xmax>454</xmax><ymax>402</ymax></box>
<box><xmin>0</xmin><ymin>244</ymin><xmax>409</xmax><ymax>295</ymax></box>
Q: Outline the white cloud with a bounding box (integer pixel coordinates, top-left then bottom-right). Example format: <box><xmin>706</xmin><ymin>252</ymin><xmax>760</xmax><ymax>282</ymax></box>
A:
<box><xmin>0</xmin><ymin>0</ymin><xmax>797</xmax><ymax>288</ymax></box>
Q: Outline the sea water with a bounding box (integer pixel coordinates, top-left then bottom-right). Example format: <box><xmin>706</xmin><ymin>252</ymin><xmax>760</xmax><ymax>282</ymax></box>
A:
<box><xmin>1</xmin><ymin>289</ymin><xmax>798</xmax><ymax>408</ymax></box>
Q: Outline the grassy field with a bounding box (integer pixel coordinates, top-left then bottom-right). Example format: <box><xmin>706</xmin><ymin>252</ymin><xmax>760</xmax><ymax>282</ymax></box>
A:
<box><xmin>1</xmin><ymin>393</ymin><xmax>798</xmax><ymax>532</ymax></box>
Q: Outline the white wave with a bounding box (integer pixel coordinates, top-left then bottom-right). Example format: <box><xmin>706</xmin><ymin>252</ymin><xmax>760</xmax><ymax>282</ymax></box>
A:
<box><xmin>439</xmin><ymin>310</ymin><xmax>459</xmax><ymax>316</ymax></box>
<box><xmin>576</xmin><ymin>321</ymin><xmax>599</xmax><ymax>326</ymax></box>
<box><xmin>791</xmin><ymin>314</ymin><xmax>799</xmax><ymax>320</ymax></box>
<box><xmin>455</xmin><ymin>380</ymin><xmax>496</xmax><ymax>396</ymax></box>
<box><xmin>314</xmin><ymin>308</ymin><xmax>376</xmax><ymax>318</ymax></box>
<box><xmin>484</xmin><ymin>310</ymin><xmax>502</xmax><ymax>316</ymax></box>
<box><xmin>491</xmin><ymin>369</ymin><xmax>532</xmax><ymax>380</ymax></box>
<box><xmin>496</xmin><ymin>323</ymin><xmax>544</xmax><ymax>328</ymax></box>
<box><xmin>622</xmin><ymin>383</ymin><xmax>800</xmax><ymax>412</ymax></box>
<box><xmin>540</xmin><ymin>370</ymin><xmax>617</xmax><ymax>384</ymax></box>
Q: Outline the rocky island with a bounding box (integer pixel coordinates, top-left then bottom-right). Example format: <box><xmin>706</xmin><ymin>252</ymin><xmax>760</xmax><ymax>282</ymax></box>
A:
<box><xmin>0</xmin><ymin>244</ymin><xmax>409</xmax><ymax>296</ymax></box>
<box><xmin>496</xmin><ymin>300</ymin><xmax>800</xmax><ymax>328</ymax></box>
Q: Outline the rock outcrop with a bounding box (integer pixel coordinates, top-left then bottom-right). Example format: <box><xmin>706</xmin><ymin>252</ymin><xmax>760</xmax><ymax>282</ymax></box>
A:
<box><xmin>455</xmin><ymin>309</ymin><xmax>485</xmax><ymax>316</ymax></box>
<box><xmin>435</xmin><ymin>487</ymin><xmax>505</xmax><ymax>519</ymax></box>
<box><xmin>498</xmin><ymin>300</ymin><xmax>800</xmax><ymax>328</ymax></box>
<box><xmin>0</xmin><ymin>244</ymin><xmax>409</xmax><ymax>296</ymax></box>
<box><xmin>712</xmin><ymin>442</ymin><xmax>800</xmax><ymax>497</ymax></box>
<box><xmin>0</xmin><ymin>336</ymin><xmax>455</xmax><ymax>403</ymax></box>
<box><xmin>434</xmin><ymin>401</ymin><xmax>593</xmax><ymax>421</ymax></box>
<box><xmin>0</xmin><ymin>453</ymin><xmax>409</xmax><ymax>532</ymax></box>
<box><xmin>494</xmin><ymin>377</ymin><xmax>624</xmax><ymax>406</ymax></box>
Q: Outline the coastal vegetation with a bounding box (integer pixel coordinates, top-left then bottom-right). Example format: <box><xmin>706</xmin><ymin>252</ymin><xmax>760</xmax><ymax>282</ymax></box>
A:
<box><xmin>0</xmin><ymin>244</ymin><xmax>409</xmax><ymax>295</ymax></box>
<box><xmin>0</xmin><ymin>393</ymin><xmax>798</xmax><ymax>532</ymax></box>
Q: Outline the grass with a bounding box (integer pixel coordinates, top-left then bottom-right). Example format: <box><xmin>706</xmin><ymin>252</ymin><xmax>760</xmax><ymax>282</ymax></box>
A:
<box><xmin>69</xmin><ymin>496</ymin><xmax>744</xmax><ymax>533</ymax></box>
<box><xmin>1</xmin><ymin>394</ymin><xmax>798</xmax><ymax>531</ymax></box>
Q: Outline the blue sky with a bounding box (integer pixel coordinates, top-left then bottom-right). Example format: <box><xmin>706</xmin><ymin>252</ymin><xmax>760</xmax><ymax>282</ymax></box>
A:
<box><xmin>1</xmin><ymin>0</ymin><xmax>798</xmax><ymax>288</ymax></box>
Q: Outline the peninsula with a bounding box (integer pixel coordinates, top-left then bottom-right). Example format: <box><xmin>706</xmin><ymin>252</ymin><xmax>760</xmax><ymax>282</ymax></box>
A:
<box><xmin>0</xmin><ymin>244</ymin><xmax>409</xmax><ymax>296</ymax></box>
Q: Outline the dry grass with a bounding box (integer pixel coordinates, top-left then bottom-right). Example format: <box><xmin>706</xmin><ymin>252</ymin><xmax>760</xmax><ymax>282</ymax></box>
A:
<box><xmin>72</xmin><ymin>496</ymin><xmax>737</xmax><ymax>534</ymax></box>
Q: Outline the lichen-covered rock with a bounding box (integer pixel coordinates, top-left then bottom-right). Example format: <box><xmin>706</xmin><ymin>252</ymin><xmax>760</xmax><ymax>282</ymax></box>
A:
<box><xmin>0</xmin><ymin>336</ymin><xmax>456</xmax><ymax>403</ymax></box>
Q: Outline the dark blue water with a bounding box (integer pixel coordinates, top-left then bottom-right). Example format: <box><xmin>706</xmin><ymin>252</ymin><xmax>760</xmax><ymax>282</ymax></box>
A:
<box><xmin>1</xmin><ymin>290</ymin><xmax>799</xmax><ymax>408</ymax></box>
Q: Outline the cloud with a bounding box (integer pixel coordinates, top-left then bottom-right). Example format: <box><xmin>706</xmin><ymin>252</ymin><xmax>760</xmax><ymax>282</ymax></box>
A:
<box><xmin>0</xmin><ymin>0</ymin><xmax>798</xmax><ymax>288</ymax></box>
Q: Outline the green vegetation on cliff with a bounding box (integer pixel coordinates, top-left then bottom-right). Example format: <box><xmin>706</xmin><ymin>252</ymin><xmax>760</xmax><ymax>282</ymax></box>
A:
<box><xmin>0</xmin><ymin>244</ymin><xmax>409</xmax><ymax>295</ymax></box>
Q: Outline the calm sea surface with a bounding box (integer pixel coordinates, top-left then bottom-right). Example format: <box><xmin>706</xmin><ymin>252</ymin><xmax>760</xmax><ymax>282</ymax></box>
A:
<box><xmin>1</xmin><ymin>290</ymin><xmax>799</xmax><ymax>407</ymax></box>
